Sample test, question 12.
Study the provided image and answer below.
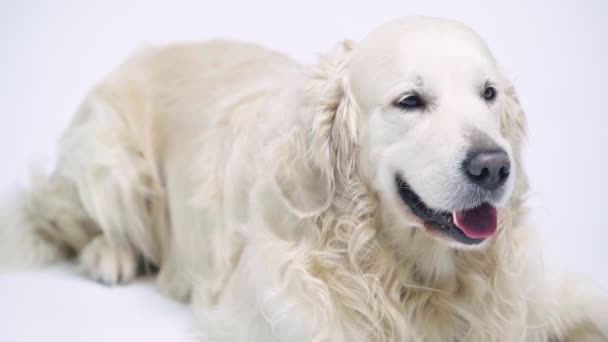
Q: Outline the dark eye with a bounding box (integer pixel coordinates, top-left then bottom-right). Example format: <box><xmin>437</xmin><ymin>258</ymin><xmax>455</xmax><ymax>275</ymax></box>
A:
<box><xmin>482</xmin><ymin>86</ymin><xmax>497</xmax><ymax>101</ymax></box>
<box><xmin>395</xmin><ymin>94</ymin><xmax>425</xmax><ymax>110</ymax></box>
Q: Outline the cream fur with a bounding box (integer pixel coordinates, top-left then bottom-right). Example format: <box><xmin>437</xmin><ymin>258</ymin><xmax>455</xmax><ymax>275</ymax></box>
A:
<box><xmin>1</xmin><ymin>17</ymin><xmax>607</xmax><ymax>341</ymax></box>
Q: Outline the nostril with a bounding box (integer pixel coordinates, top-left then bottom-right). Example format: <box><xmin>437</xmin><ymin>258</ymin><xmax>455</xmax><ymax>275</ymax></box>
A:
<box><xmin>471</xmin><ymin>167</ymin><xmax>489</xmax><ymax>181</ymax></box>
<box><xmin>499</xmin><ymin>165</ymin><xmax>510</xmax><ymax>181</ymax></box>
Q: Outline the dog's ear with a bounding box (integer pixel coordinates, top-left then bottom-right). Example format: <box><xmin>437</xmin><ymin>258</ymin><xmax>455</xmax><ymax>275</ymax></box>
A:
<box><xmin>500</xmin><ymin>79</ymin><xmax>530</xmax><ymax>203</ymax></box>
<box><xmin>500</xmin><ymin>80</ymin><xmax>527</xmax><ymax>156</ymax></box>
<box><xmin>310</xmin><ymin>39</ymin><xmax>359</xmax><ymax>183</ymax></box>
<box><xmin>271</xmin><ymin>40</ymin><xmax>359</xmax><ymax>218</ymax></box>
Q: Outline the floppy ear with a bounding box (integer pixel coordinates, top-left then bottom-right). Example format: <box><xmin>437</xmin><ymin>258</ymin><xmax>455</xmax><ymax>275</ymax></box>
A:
<box><xmin>271</xmin><ymin>40</ymin><xmax>359</xmax><ymax>218</ymax></box>
<box><xmin>500</xmin><ymin>79</ymin><xmax>530</xmax><ymax>205</ymax></box>
<box><xmin>500</xmin><ymin>81</ymin><xmax>527</xmax><ymax>156</ymax></box>
<box><xmin>310</xmin><ymin>40</ymin><xmax>359</xmax><ymax>183</ymax></box>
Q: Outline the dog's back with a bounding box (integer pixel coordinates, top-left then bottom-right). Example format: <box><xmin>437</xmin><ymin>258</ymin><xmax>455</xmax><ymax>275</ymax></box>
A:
<box><xmin>0</xmin><ymin>41</ymin><xmax>305</xmax><ymax>301</ymax></box>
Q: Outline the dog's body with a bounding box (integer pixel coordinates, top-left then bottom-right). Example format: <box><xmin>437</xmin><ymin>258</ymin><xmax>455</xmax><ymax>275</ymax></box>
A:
<box><xmin>1</xmin><ymin>17</ymin><xmax>606</xmax><ymax>341</ymax></box>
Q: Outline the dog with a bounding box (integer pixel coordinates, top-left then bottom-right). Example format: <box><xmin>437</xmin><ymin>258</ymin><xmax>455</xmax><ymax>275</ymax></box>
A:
<box><xmin>1</xmin><ymin>16</ymin><xmax>606</xmax><ymax>341</ymax></box>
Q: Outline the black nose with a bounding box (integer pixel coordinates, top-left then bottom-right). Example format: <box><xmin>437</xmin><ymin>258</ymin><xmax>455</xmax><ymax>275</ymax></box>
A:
<box><xmin>463</xmin><ymin>150</ymin><xmax>511</xmax><ymax>190</ymax></box>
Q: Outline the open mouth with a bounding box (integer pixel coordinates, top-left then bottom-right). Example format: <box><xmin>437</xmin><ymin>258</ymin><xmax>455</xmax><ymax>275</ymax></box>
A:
<box><xmin>395</xmin><ymin>174</ymin><xmax>497</xmax><ymax>245</ymax></box>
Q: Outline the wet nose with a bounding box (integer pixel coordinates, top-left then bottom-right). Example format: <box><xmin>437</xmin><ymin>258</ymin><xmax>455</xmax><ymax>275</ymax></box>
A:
<box><xmin>463</xmin><ymin>150</ymin><xmax>511</xmax><ymax>190</ymax></box>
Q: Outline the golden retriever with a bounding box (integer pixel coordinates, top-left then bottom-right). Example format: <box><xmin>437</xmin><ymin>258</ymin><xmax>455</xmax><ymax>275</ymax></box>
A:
<box><xmin>1</xmin><ymin>16</ymin><xmax>607</xmax><ymax>341</ymax></box>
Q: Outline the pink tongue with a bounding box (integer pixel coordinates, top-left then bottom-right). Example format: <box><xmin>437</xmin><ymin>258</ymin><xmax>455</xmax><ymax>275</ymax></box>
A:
<box><xmin>453</xmin><ymin>203</ymin><xmax>497</xmax><ymax>239</ymax></box>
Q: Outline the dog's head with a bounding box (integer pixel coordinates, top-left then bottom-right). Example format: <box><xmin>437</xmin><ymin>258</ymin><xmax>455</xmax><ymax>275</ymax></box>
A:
<box><xmin>276</xmin><ymin>17</ymin><xmax>526</xmax><ymax>250</ymax></box>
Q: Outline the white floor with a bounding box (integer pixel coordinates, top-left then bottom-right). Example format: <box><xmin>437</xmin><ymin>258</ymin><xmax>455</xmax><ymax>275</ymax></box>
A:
<box><xmin>0</xmin><ymin>265</ymin><xmax>198</xmax><ymax>342</ymax></box>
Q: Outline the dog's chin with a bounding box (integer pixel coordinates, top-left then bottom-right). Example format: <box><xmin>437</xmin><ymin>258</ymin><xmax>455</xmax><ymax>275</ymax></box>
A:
<box><xmin>394</xmin><ymin>174</ymin><xmax>500</xmax><ymax>249</ymax></box>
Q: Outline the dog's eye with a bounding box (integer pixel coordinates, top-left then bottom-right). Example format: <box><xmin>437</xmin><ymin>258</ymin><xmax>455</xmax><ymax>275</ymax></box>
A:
<box><xmin>482</xmin><ymin>86</ymin><xmax>497</xmax><ymax>101</ymax></box>
<box><xmin>395</xmin><ymin>94</ymin><xmax>425</xmax><ymax>110</ymax></box>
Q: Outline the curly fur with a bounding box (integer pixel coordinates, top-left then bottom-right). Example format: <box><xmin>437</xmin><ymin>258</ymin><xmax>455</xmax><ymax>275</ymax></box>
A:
<box><xmin>1</xmin><ymin>17</ymin><xmax>606</xmax><ymax>342</ymax></box>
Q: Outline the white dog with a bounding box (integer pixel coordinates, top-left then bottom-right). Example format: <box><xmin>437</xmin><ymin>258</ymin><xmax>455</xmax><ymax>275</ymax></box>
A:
<box><xmin>1</xmin><ymin>16</ymin><xmax>606</xmax><ymax>341</ymax></box>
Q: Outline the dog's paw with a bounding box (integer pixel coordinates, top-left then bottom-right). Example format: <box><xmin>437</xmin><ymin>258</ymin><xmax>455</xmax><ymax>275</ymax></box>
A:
<box><xmin>79</xmin><ymin>235</ymin><xmax>138</xmax><ymax>285</ymax></box>
<box><xmin>157</xmin><ymin>264</ymin><xmax>192</xmax><ymax>302</ymax></box>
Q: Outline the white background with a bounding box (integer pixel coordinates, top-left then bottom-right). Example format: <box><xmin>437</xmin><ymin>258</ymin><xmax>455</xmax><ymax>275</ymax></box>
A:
<box><xmin>0</xmin><ymin>1</ymin><xmax>607</xmax><ymax>341</ymax></box>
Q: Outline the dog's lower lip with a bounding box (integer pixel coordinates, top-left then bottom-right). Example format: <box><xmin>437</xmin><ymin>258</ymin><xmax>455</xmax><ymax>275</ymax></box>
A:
<box><xmin>395</xmin><ymin>173</ymin><xmax>487</xmax><ymax>245</ymax></box>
